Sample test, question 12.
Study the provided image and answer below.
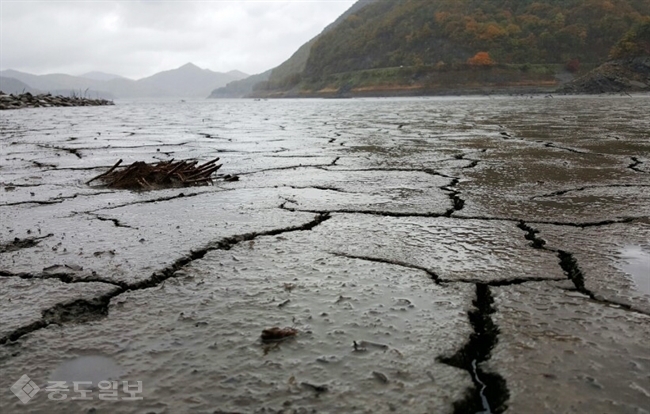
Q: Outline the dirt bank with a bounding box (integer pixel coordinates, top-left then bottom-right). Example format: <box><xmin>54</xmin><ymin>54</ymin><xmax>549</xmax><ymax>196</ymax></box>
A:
<box><xmin>558</xmin><ymin>57</ymin><xmax>650</xmax><ymax>94</ymax></box>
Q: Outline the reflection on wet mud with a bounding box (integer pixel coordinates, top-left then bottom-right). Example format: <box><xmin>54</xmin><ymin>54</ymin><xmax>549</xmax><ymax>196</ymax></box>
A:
<box><xmin>50</xmin><ymin>355</ymin><xmax>122</xmax><ymax>388</ymax></box>
<box><xmin>619</xmin><ymin>245</ymin><xmax>650</xmax><ymax>295</ymax></box>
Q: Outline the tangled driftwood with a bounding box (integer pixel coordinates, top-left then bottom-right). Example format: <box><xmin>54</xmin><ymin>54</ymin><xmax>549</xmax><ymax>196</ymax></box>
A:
<box><xmin>261</xmin><ymin>327</ymin><xmax>298</xmax><ymax>343</ymax></box>
<box><xmin>87</xmin><ymin>158</ymin><xmax>222</xmax><ymax>190</ymax></box>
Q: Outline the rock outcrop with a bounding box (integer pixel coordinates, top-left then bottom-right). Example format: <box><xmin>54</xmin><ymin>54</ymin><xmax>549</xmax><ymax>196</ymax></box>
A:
<box><xmin>558</xmin><ymin>57</ymin><xmax>650</xmax><ymax>94</ymax></box>
<box><xmin>0</xmin><ymin>91</ymin><xmax>114</xmax><ymax>110</ymax></box>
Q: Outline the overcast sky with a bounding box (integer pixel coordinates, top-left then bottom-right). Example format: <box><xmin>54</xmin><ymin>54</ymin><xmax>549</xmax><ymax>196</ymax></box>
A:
<box><xmin>0</xmin><ymin>0</ymin><xmax>356</xmax><ymax>79</ymax></box>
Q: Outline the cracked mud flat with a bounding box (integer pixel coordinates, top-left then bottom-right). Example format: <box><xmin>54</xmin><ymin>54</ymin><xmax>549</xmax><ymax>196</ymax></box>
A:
<box><xmin>1</xmin><ymin>96</ymin><xmax>649</xmax><ymax>413</ymax></box>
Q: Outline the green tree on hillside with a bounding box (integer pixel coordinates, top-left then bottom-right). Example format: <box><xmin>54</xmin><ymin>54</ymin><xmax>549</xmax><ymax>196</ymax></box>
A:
<box><xmin>610</xmin><ymin>20</ymin><xmax>650</xmax><ymax>58</ymax></box>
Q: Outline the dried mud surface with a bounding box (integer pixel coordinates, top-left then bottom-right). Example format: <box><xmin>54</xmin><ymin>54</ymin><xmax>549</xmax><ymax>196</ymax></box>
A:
<box><xmin>1</xmin><ymin>96</ymin><xmax>649</xmax><ymax>413</ymax></box>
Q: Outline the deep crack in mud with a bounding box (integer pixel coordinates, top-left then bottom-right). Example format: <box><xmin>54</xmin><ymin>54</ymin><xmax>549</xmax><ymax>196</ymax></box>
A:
<box><xmin>2</xmin><ymin>96</ymin><xmax>649</xmax><ymax>413</ymax></box>
<box><xmin>1</xmin><ymin>294</ymin><xmax>115</xmax><ymax>344</ymax></box>
<box><xmin>330</xmin><ymin>252</ymin><xmax>441</xmax><ymax>282</ymax></box>
<box><xmin>442</xmin><ymin>177</ymin><xmax>466</xmax><ymax>217</ymax></box>
<box><xmin>0</xmin><ymin>234</ymin><xmax>53</xmax><ymax>253</ymax></box>
<box><xmin>0</xmin><ymin>213</ymin><xmax>331</xmax><ymax>346</ymax></box>
<box><xmin>517</xmin><ymin>221</ymin><xmax>547</xmax><ymax>249</ymax></box>
<box><xmin>628</xmin><ymin>156</ymin><xmax>647</xmax><ymax>173</ymax></box>
<box><xmin>544</xmin><ymin>142</ymin><xmax>592</xmax><ymax>155</ymax></box>
<box><xmin>517</xmin><ymin>222</ymin><xmax>650</xmax><ymax>316</ymax></box>
<box><xmin>89</xmin><ymin>214</ymin><xmax>137</xmax><ymax>229</ymax></box>
<box><xmin>1</xmin><ymin>192</ymin><xmax>113</xmax><ymax>207</ymax></box>
<box><xmin>0</xmin><ymin>269</ymin><xmax>125</xmax><ymax>288</ymax></box>
<box><xmin>439</xmin><ymin>284</ymin><xmax>509</xmax><ymax>414</ymax></box>
<box><xmin>532</xmin><ymin>184</ymin><xmax>650</xmax><ymax>199</ymax></box>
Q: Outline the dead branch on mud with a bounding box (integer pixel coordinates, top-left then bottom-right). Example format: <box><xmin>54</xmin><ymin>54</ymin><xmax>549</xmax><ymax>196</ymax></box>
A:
<box><xmin>87</xmin><ymin>158</ymin><xmax>222</xmax><ymax>190</ymax></box>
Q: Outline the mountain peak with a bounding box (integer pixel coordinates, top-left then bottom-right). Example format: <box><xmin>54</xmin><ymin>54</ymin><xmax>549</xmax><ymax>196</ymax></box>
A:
<box><xmin>226</xmin><ymin>70</ymin><xmax>249</xmax><ymax>78</ymax></box>
<box><xmin>179</xmin><ymin>62</ymin><xmax>202</xmax><ymax>71</ymax></box>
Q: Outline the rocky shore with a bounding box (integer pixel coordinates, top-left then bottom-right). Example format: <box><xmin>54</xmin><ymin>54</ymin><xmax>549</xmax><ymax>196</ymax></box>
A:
<box><xmin>0</xmin><ymin>91</ymin><xmax>114</xmax><ymax>110</ymax></box>
<box><xmin>558</xmin><ymin>57</ymin><xmax>650</xmax><ymax>94</ymax></box>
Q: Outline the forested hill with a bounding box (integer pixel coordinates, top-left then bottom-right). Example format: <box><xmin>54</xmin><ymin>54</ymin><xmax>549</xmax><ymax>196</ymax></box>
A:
<box><xmin>267</xmin><ymin>0</ymin><xmax>379</xmax><ymax>86</ymax></box>
<box><xmin>248</xmin><ymin>0</ymin><xmax>650</xmax><ymax>97</ymax></box>
<box><xmin>304</xmin><ymin>0</ymin><xmax>650</xmax><ymax>81</ymax></box>
<box><xmin>560</xmin><ymin>21</ymin><xmax>650</xmax><ymax>93</ymax></box>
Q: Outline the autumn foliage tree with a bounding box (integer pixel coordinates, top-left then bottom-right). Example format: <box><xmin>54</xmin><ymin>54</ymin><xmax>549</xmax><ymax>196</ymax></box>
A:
<box><xmin>467</xmin><ymin>52</ymin><xmax>495</xmax><ymax>67</ymax></box>
<box><xmin>566</xmin><ymin>58</ymin><xmax>581</xmax><ymax>73</ymax></box>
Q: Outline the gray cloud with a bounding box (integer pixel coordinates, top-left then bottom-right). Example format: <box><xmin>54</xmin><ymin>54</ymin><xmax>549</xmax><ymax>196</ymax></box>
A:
<box><xmin>0</xmin><ymin>0</ymin><xmax>356</xmax><ymax>78</ymax></box>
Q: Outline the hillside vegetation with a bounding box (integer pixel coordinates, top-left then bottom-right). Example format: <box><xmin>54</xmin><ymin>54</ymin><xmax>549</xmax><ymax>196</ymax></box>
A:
<box><xmin>251</xmin><ymin>0</ymin><xmax>649</xmax><ymax>96</ymax></box>
<box><xmin>305</xmin><ymin>0</ymin><xmax>650</xmax><ymax>79</ymax></box>
<box><xmin>266</xmin><ymin>0</ymin><xmax>379</xmax><ymax>87</ymax></box>
<box><xmin>560</xmin><ymin>21</ymin><xmax>650</xmax><ymax>93</ymax></box>
<box><xmin>610</xmin><ymin>20</ymin><xmax>650</xmax><ymax>58</ymax></box>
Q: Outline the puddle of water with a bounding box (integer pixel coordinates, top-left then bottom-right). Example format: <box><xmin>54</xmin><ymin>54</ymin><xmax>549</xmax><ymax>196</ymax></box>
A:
<box><xmin>618</xmin><ymin>246</ymin><xmax>650</xmax><ymax>295</ymax></box>
<box><xmin>50</xmin><ymin>355</ymin><xmax>123</xmax><ymax>387</ymax></box>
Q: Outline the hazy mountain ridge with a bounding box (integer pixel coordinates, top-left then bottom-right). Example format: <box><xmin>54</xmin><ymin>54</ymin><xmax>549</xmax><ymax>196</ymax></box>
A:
<box><xmin>0</xmin><ymin>76</ymin><xmax>40</xmax><ymax>95</ymax></box>
<box><xmin>80</xmin><ymin>71</ymin><xmax>127</xmax><ymax>82</ymax></box>
<box><xmin>208</xmin><ymin>70</ymin><xmax>273</xmax><ymax>98</ymax></box>
<box><xmin>0</xmin><ymin>64</ymin><xmax>248</xmax><ymax>98</ymax></box>
<box><xmin>0</xmin><ymin>72</ymin><xmax>115</xmax><ymax>99</ymax></box>
<box><xmin>137</xmin><ymin>63</ymin><xmax>247</xmax><ymax>97</ymax></box>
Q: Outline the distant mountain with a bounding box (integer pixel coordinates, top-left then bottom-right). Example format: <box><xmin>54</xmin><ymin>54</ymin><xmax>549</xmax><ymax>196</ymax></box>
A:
<box><xmin>81</xmin><ymin>71</ymin><xmax>127</xmax><ymax>82</ymax></box>
<box><xmin>137</xmin><ymin>63</ymin><xmax>247</xmax><ymax>97</ymax></box>
<box><xmin>226</xmin><ymin>70</ymin><xmax>249</xmax><ymax>79</ymax></box>
<box><xmin>0</xmin><ymin>76</ymin><xmax>40</xmax><ymax>94</ymax></box>
<box><xmin>209</xmin><ymin>70</ymin><xmax>272</xmax><ymax>98</ymax></box>
<box><xmin>0</xmin><ymin>63</ymin><xmax>247</xmax><ymax>98</ymax></box>
<box><xmin>0</xmin><ymin>69</ymin><xmax>80</xmax><ymax>91</ymax></box>
<box><xmin>0</xmin><ymin>70</ymin><xmax>114</xmax><ymax>98</ymax></box>
<box><xmin>252</xmin><ymin>0</ymin><xmax>650</xmax><ymax>97</ymax></box>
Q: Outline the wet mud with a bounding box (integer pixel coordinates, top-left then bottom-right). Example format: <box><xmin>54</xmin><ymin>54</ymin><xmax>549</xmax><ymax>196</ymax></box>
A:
<box><xmin>1</xmin><ymin>96</ymin><xmax>649</xmax><ymax>413</ymax></box>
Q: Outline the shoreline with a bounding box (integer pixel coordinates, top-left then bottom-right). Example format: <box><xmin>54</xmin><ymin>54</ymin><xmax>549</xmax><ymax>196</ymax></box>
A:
<box><xmin>0</xmin><ymin>92</ymin><xmax>114</xmax><ymax>110</ymax></box>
